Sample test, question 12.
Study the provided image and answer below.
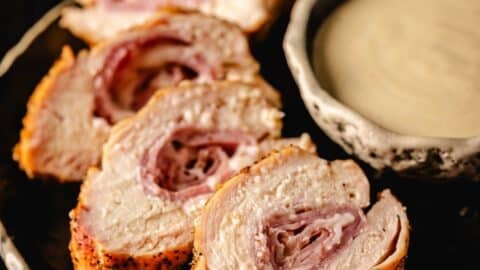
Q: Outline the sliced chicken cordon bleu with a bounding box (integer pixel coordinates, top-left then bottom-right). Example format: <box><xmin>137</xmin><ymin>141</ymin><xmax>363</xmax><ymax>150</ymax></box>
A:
<box><xmin>69</xmin><ymin>81</ymin><xmax>315</xmax><ymax>269</ymax></box>
<box><xmin>14</xmin><ymin>12</ymin><xmax>267</xmax><ymax>182</ymax></box>
<box><xmin>194</xmin><ymin>146</ymin><xmax>410</xmax><ymax>270</ymax></box>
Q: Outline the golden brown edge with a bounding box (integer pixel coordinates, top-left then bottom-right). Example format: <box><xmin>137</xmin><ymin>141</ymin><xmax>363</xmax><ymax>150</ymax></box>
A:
<box><xmin>372</xmin><ymin>191</ymin><xmax>411</xmax><ymax>270</ymax></box>
<box><xmin>250</xmin><ymin>0</ymin><xmax>289</xmax><ymax>38</ymax></box>
<box><xmin>70</xmin><ymin>213</ymin><xmax>192</xmax><ymax>270</ymax></box>
<box><xmin>12</xmin><ymin>46</ymin><xmax>76</xmax><ymax>182</ymax></box>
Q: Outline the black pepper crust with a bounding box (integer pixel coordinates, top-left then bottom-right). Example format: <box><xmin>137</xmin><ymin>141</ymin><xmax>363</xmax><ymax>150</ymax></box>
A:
<box><xmin>69</xmin><ymin>205</ymin><xmax>192</xmax><ymax>270</ymax></box>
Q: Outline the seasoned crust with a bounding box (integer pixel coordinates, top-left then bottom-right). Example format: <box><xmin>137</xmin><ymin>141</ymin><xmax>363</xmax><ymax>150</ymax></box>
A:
<box><xmin>13</xmin><ymin>46</ymin><xmax>77</xmax><ymax>181</ymax></box>
<box><xmin>70</xmin><ymin>211</ymin><xmax>192</xmax><ymax>270</ymax></box>
<box><xmin>70</xmin><ymin>169</ymin><xmax>192</xmax><ymax>270</ymax></box>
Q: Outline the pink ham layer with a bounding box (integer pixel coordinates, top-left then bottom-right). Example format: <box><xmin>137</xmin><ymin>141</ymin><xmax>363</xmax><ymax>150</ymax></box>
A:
<box><xmin>94</xmin><ymin>32</ymin><xmax>220</xmax><ymax>124</ymax></box>
<box><xmin>256</xmin><ymin>204</ymin><xmax>366</xmax><ymax>269</ymax></box>
<box><xmin>140</xmin><ymin>126</ymin><xmax>256</xmax><ymax>201</ymax></box>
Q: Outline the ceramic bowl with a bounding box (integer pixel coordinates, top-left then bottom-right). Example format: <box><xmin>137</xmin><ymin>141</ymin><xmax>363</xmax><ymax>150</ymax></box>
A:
<box><xmin>283</xmin><ymin>0</ymin><xmax>480</xmax><ymax>180</ymax></box>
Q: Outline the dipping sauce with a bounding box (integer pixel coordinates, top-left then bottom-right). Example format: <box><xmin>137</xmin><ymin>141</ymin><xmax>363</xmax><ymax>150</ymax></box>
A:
<box><xmin>313</xmin><ymin>0</ymin><xmax>480</xmax><ymax>138</ymax></box>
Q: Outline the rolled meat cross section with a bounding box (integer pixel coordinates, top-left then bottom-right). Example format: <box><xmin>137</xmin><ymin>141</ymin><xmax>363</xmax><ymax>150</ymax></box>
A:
<box><xmin>69</xmin><ymin>81</ymin><xmax>316</xmax><ymax>269</ymax></box>
<box><xmin>262</xmin><ymin>205</ymin><xmax>366</xmax><ymax>269</ymax></box>
<box><xmin>140</xmin><ymin>127</ymin><xmax>259</xmax><ymax>201</ymax></box>
<box><xmin>61</xmin><ymin>0</ymin><xmax>283</xmax><ymax>43</ymax></box>
<box><xmin>14</xmin><ymin>12</ymin><xmax>265</xmax><ymax>181</ymax></box>
<box><xmin>193</xmin><ymin>147</ymin><xmax>410</xmax><ymax>270</ymax></box>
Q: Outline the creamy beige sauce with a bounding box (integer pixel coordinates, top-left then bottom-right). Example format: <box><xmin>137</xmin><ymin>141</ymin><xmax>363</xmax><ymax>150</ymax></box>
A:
<box><xmin>313</xmin><ymin>0</ymin><xmax>480</xmax><ymax>138</ymax></box>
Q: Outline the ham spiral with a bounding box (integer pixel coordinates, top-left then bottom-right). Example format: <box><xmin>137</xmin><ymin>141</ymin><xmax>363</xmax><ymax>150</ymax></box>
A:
<box><xmin>194</xmin><ymin>147</ymin><xmax>410</xmax><ymax>270</ymax></box>
<box><xmin>14</xmin><ymin>12</ymin><xmax>265</xmax><ymax>181</ymax></box>
<box><xmin>69</xmin><ymin>82</ymin><xmax>316</xmax><ymax>269</ymax></box>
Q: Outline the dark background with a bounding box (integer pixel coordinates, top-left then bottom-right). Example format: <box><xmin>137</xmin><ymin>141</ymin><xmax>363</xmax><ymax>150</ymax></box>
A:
<box><xmin>1</xmin><ymin>1</ymin><xmax>479</xmax><ymax>269</ymax></box>
<box><xmin>0</xmin><ymin>1</ymin><xmax>62</xmax><ymax>57</ymax></box>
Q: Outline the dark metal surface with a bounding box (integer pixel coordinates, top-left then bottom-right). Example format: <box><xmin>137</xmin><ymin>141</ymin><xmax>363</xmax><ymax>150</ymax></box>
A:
<box><xmin>0</xmin><ymin>1</ymin><xmax>479</xmax><ymax>269</ymax></box>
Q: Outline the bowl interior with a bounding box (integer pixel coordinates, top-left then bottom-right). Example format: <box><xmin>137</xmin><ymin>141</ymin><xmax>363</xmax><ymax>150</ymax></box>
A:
<box><xmin>302</xmin><ymin>0</ymin><xmax>480</xmax><ymax>141</ymax></box>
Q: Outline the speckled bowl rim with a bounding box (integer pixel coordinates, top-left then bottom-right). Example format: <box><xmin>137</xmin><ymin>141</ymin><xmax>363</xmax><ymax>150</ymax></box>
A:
<box><xmin>284</xmin><ymin>0</ymin><xmax>480</xmax><ymax>177</ymax></box>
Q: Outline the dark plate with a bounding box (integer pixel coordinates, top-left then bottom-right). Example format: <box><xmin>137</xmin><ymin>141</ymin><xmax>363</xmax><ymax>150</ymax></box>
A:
<box><xmin>1</xmin><ymin>1</ymin><xmax>479</xmax><ymax>269</ymax></box>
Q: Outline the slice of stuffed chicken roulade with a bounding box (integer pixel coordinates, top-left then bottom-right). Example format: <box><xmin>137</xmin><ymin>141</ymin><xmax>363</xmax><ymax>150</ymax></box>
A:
<box><xmin>14</xmin><ymin>12</ymin><xmax>269</xmax><ymax>182</ymax></box>
<box><xmin>61</xmin><ymin>0</ymin><xmax>284</xmax><ymax>43</ymax></box>
<box><xmin>194</xmin><ymin>146</ymin><xmax>410</xmax><ymax>270</ymax></box>
<box><xmin>69</xmin><ymin>81</ymin><xmax>315</xmax><ymax>269</ymax></box>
